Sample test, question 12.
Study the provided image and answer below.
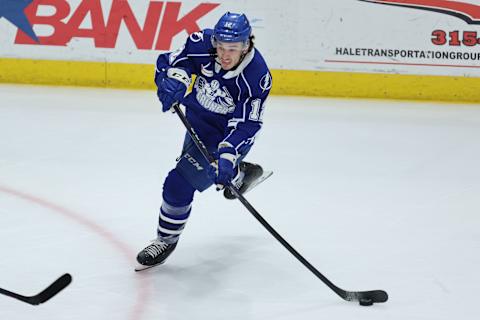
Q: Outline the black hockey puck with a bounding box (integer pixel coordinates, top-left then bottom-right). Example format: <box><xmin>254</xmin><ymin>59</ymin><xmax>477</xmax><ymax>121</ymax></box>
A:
<box><xmin>359</xmin><ymin>298</ymin><xmax>374</xmax><ymax>306</ymax></box>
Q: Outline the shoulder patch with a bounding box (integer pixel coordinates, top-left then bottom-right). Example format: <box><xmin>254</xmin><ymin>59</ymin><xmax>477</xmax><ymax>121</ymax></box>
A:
<box><xmin>259</xmin><ymin>72</ymin><xmax>272</xmax><ymax>93</ymax></box>
<box><xmin>169</xmin><ymin>44</ymin><xmax>185</xmax><ymax>64</ymax></box>
<box><xmin>189</xmin><ymin>31</ymin><xmax>204</xmax><ymax>43</ymax></box>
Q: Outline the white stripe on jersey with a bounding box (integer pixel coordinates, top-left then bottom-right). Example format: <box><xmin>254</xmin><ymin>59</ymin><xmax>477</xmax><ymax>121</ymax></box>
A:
<box><xmin>241</xmin><ymin>71</ymin><xmax>253</xmax><ymax>123</ymax></box>
<box><xmin>187</xmin><ymin>54</ymin><xmax>212</xmax><ymax>57</ymax></box>
<box><xmin>236</xmin><ymin>75</ymin><xmax>241</xmax><ymax>100</ymax></box>
<box><xmin>172</xmin><ymin>57</ymin><xmax>189</xmax><ymax>67</ymax></box>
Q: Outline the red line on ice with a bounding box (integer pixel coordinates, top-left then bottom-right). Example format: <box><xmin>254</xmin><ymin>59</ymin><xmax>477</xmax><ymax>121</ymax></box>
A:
<box><xmin>0</xmin><ymin>185</ymin><xmax>151</xmax><ymax>320</ymax></box>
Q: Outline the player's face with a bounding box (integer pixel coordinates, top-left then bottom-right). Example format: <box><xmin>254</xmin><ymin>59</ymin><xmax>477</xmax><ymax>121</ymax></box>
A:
<box><xmin>216</xmin><ymin>41</ymin><xmax>247</xmax><ymax>70</ymax></box>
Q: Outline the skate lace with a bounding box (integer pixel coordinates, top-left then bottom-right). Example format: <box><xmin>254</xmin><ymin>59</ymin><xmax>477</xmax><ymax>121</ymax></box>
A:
<box><xmin>145</xmin><ymin>240</ymin><xmax>168</xmax><ymax>257</ymax></box>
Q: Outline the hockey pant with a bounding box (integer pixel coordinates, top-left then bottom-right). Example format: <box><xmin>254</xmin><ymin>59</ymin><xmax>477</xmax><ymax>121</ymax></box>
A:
<box><xmin>157</xmin><ymin>134</ymin><xmax>251</xmax><ymax>243</ymax></box>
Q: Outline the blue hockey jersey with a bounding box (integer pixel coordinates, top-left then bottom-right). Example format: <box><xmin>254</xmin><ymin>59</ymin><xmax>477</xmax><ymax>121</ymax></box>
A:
<box><xmin>155</xmin><ymin>29</ymin><xmax>272</xmax><ymax>156</ymax></box>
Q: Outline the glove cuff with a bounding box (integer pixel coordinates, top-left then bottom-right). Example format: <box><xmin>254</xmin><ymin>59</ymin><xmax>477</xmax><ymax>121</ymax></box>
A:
<box><xmin>167</xmin><ymin>68</ymin><xmax>191</xmax><ymax>87</ymax></box>
<box><xmin>218</xmin><ymin>142</ymin><xmax>237</xmax><ymax>167</ymax></box>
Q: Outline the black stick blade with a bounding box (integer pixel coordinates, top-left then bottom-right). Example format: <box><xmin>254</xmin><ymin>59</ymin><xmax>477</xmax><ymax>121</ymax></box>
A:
<box><xmin>31</xmin><ymin>273</ymin><xmax>72</xmax><ymax>305</ymax></box>
<box><xmin>0</xmin><ymin>273</ymin><xmax>72</xmax><ymax>305</ymax></box>
<box><xmin>345</xmin><ymin>289</ymin><xmax>388</xmax><ymax>304</ymax></box>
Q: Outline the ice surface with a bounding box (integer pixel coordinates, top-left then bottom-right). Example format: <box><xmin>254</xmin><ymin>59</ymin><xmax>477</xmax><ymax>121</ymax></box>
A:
<box><xmin>1</xmin><ymin>84</ymin><xmax>479</xmax><ymax>319</ymax></box>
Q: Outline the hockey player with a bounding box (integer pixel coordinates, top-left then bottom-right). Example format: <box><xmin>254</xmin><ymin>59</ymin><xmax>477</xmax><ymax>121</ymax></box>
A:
<box><xmin>136</xmin><ymin>12</ymin><xmax>272</xmax><ymax>270</ymax></box>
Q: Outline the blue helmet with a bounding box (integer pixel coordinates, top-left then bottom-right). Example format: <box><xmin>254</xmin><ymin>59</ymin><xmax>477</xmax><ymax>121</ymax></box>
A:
<box><xmin>213</xmin><ymin>12</ymin><xmax>252</xmax><ymax>44</ymax></box>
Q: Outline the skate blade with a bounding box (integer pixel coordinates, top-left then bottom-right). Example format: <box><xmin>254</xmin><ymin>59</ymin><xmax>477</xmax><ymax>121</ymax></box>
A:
<box><xmin>134</xmin><ymin>261</ymin><xmax>165</xmax><ymax>272</ymax></box>
<box><xmin>243</xmin><ymin>170</ymin><xmax>273</xmax><ymax>195</ymax></box>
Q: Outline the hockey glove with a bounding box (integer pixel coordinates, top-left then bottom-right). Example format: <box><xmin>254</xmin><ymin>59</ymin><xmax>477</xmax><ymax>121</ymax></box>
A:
<box><xmin>156</xmin><ymin>67</ymin><xmax>191</xmax><ymax>112</ymax></box>
<box><xmin>209</xmin><ymin>144</ymin><xmax>238</xmax><ymax>190</ymax></box>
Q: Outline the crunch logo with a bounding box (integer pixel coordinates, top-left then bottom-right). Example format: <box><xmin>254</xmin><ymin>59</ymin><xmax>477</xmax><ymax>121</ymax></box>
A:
<box><xmin>359</xmin><ymin>0</ymin><xmax>480</xmax><ymax>24</ymax></box>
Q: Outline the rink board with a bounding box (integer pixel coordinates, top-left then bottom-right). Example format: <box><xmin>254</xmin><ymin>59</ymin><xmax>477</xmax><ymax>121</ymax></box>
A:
<box><xmin>1</xmin><ymin>58</ymin><xmax>479</xmax><ymax>103</ymax></box>
<box><xmin>0</xmin><ymin>0</ymin><xmax>479</xmax><ymax>102</ymax></box>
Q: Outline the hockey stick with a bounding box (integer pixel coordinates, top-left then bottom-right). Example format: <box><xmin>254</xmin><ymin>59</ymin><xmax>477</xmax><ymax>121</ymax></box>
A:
<box><xmin>172</xmin><ymin>103</ymin><xmax>388</xmax><ymax>305</ymax></box>
<box><xmin>0</xmin><ymin>273</ymin><xmax>72</xmax><ymax>305</ymax></box>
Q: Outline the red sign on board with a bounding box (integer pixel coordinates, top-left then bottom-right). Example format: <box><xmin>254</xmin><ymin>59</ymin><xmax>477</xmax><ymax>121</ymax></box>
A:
<box><xmin>13</xmin><ymin>0</ymin><xmax>219</xmax><ymax>51</ymax></box>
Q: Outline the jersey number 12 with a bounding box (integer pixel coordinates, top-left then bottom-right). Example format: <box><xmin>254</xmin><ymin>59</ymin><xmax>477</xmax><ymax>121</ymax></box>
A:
<box><xmin>249</xmin><ymin>99</ymin><xmax>264</xmax><ymax>122</ymax></box>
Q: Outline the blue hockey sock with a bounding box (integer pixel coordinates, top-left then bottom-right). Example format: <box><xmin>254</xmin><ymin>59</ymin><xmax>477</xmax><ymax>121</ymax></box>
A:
<box><xmin>157</xmin><ymin>201</ymin><xmax>192</xmax><ymax>244</ymax></box>
<box><xmin>157</xmin><ymin>168</ymin><xmax>195</xmax><ymax>244</ymax></box>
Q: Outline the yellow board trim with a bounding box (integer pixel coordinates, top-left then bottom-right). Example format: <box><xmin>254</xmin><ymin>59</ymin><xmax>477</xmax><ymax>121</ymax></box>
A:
<box><xmin>1</xmin><ymin>58</ymin><xmax>479</xmax><ymax>103</ymax></box>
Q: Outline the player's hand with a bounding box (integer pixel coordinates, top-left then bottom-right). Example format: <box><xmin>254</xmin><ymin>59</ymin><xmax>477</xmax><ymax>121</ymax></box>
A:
<box><xmin>208</xmin><ymin>145</ymin><xmax>237</xmax><ymax>190</ymax></box>
<box><xmin>155</xmin><ymin>67</ymin><xmax>191</xmax><ymax>112</ymax></box>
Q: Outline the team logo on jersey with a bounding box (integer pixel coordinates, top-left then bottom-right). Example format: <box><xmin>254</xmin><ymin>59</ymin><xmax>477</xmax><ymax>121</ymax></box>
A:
<box><xmin>195</xmin><ymin>77</ymin><xmax>235</xmax><ymax>114</ymax></box>
<box><xmin>201</xmin><ymin>63</ymin><xmax>214</xmax><ymax>77</ymax></box>
<box><xmin>359</xmin><ymin>0</ymin><xmax>480</xmax><ymax>24</ymax></box>
<box><xmin>260</xmin><ymin>72</ymin><xmax>272</xmax><ymax>93</ymax></box>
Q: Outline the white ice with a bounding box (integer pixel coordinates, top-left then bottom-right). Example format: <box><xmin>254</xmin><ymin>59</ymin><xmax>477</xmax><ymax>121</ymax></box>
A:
<box><xmin>1</xmin><ymin>84</ymin><xmax>479</xmax><ymax>320</ymax></box>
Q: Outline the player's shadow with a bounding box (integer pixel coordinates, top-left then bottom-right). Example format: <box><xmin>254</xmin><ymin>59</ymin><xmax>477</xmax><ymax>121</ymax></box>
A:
<box><xmin>149</xmin><ymin>235</ymin><xmax>268</xmax><ymax>292</ymax></box>
<box><xmin>141</xmin><ymin>236</ymin><xmax>335</xmax><ymax>318</ymax></box>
